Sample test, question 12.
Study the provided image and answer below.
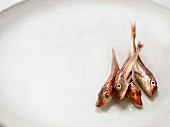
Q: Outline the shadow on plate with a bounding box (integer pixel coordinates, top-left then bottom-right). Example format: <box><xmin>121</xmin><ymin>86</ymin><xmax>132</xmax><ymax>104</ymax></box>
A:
<box><xmin>0</xmin><ymin>122</ymin><xmax>6</xmax><ymax>127</ymax></box>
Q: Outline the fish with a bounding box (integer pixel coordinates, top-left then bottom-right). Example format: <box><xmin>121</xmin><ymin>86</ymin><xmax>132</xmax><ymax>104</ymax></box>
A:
<box><xmin>122</xmin><ymin>54</ymin><xmax>143</xmax><ymax>108</ymax></box>
<box><xmin>131</xmin><ymin>24</ymin><xmax>158</xmax><ymax>96</ymax></box>
<box><xmin>114</xmin><ymin>42</ymin><xmax>143</xmax><ymax>99</ymax></box>
<box><xmin>96</xmin><ymin>49</ymin><xmax>119</xmax><ymax>107</ymax></box>
<box><xmin>127</xmin><ymin>81</ymin><xmax>143</xmax><ymax>108</ymax></box>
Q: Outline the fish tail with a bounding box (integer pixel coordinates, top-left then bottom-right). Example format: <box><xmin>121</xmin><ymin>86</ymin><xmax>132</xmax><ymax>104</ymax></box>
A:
<box><xmin>131</xmin><ymin>23</ymin><xmax>136</xmax><ymax>40</ymax></box>
<box><xmin>137</xmin><ymin>41</ymin><xmax>144</xmax><ymax>51</ymax></box>
<box><xmin>112</xmin><ymin>48</ymin><xmax>115</xmax><ymax>56</ymax></box>
<box><xmin>111</xmin><ymin>48</ymin><xmax>119</xmax><ymax>76</ymax></box>
<box><xmin>131</xmin><ymin>23</ymin><xmax>137</xmax><ymax>55</ymax></box>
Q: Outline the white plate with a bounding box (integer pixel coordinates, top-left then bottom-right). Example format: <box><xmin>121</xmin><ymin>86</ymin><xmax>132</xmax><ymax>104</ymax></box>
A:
<box><xmin>0</xmin><ymin>0</ymin><xmax>170</xmax><ymax>127</ymax></box>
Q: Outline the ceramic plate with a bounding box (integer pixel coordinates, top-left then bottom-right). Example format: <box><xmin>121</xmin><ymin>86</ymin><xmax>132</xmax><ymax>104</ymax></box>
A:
<box><xmin>0</xmin><ymin>0</ymin><xmax>170</xmax><ymax>127</ymax></box>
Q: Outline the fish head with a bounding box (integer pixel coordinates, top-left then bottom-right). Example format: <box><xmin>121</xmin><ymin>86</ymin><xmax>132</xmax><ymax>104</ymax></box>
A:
<box><xmin>127</xmin><ymin>82</ymin><xmax>143</xmax><ymax>108</ymax></box>
<box><xmin>144</xmin><ymin>78</ymin><xmax>158</xmax><ymax>96</ymax></box>
<box><xmin>134</xmin><ymin>71</ymin><xmax>158</xmax><ymax>96</ymax></box>
<box><xmin>96</xmin><ymin>83</ymin><xmax>114</xmax><ymax>107</ymax></box>
<box><xmin>115</xmin><ymin>79</ymin><xmax>128</xmax><ymax>99</ymax></box>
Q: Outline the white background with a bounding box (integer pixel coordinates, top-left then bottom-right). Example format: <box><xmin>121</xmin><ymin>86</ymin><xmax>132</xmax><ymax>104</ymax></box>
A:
<box><xmin>0</xmin><ymin>0</ymin><xmax>170</xmax><ymax>127</ymax></box>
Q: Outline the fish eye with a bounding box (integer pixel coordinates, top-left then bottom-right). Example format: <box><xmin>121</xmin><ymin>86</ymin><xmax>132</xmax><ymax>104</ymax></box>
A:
<box><xmin>105</xmin><ymin>94</ymin><xmax>109</xmax><ymax>98</ymax></box>
<box><xmin>151</xmin><ymin>80</ymin><xmax>156</xmax><ymax>87</ymax></box>
<box><xmin>132</xmin><ymin>92</ymin><xmax>135</xmax><ymax>97</ymax></box>
<box><xmin>117</xmin><ymin>84</ymin><xmax>121</xmax><ymax>90</ymax></box>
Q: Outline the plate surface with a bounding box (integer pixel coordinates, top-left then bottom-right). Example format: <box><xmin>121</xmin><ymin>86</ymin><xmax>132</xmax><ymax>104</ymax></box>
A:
<box><xmin>0</xmin><ymin>0</ymin><xmax>170</xmax><ymax>127</ymax></box>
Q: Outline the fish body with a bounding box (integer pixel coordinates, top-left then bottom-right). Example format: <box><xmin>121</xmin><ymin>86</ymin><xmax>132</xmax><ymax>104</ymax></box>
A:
<box><xmin>96</xmin><ymin>49</ymin><xmax>119</xmax><ymax>107</ymax></box>
<box><xmin>131</xmin><ymin>24</ymin><xmax>158</xmax><ymax>96</ymax></box>
<box><xmin>114</xmin><ymin>42</ymin><xmax>143</xmax><ymax>99</ymax></box>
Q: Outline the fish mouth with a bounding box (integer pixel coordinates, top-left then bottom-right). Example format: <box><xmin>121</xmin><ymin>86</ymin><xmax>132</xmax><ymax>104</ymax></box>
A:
<box><xmin>145</xmin><ymin>86</ymin><xmax>157</xmax><ymax>96</ymax></box>
<box><xmin>119</xmin><ymin>91</ymin><xmax>126</xmax><ymax>99</ymax></box>
<box><xmin>119</xmin><ymin>84</ymin><xmax>128</xmax><ymax>99</ymax></box>
<box><xmin>145</xmin><ymin>89</ymin><xmax>153</xmax><ymax>96</ymax></box>
<box><xmin>133</xmin><ymin>99</ymin><xmax>143</xmax><ymax>108</ymax></box>
<box><xmin>152</xmin><ymin>86</ymin><xmax>158</xmax><ymax>95</ymax></box>
<box><xmin>134</xmin><ymin>103</ymin><xmax>143</xmax><ymax>108</ymax></box>
<box><xmin>96</xmin><ymin>100</ymin><xmax>104</xmax><ymax>107</ymax></box>
<box><xmin>96</xmin><ymin>98</ymin><xmax>112</xmax><ymax>107</ymax></box>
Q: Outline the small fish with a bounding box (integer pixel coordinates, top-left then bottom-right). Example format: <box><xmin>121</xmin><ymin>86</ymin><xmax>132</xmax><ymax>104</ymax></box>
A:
<box><xmin>127</xmin><ymin>81</ymin><xmax>143</xmax><ymax>108</ymax></box>
<box><xmin>131</xmin><ymin>24</ymin><xmax>158</xmax><ymax>96</ymax></box>
<box><xmin>114</xmin><ymin>42</ymin><xmax>143</xmax><ymax>99</ymax></box>
<box><xmin>96</xmin><ymin>49</ymin><xmax>119</xmax><ymax>107</ymax></box>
